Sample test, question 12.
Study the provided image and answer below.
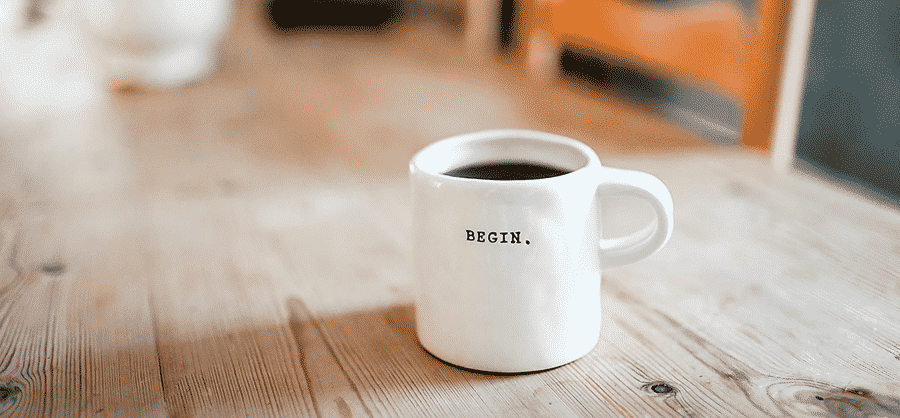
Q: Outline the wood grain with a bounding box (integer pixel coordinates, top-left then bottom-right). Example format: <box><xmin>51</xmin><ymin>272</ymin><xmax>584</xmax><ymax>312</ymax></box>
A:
<box><xmin>0</xmin><ymin>219</ymin><xmax>166</xmax><ymax>417</ymax></box>
<box><xmin>146</xmin><ymin>196</ymin><xmax>318</xmax><ymax>418</ymax></box>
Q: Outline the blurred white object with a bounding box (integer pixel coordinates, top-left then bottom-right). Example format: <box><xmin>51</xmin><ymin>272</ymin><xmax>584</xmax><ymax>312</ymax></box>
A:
<box><xmin>77</xmin><ymin>0</ymin><xmax>235</xmax><ymax>88</ymax></box>
<box><xmin>0</xmin><ymin>0</ymin><xmax>139</xmax><ymax>274</ymax></box>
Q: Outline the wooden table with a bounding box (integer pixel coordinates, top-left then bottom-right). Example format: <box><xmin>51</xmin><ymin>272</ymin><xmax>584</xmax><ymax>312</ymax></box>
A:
<box><xmin>3</xmin><ymin>4</ymin><xmax>900</xmax><ymax>417</ymax></box>
<box><xmin>4</xmin><ymin>144</ymin><xmax>900</xmax><ymax>417</ymax></box>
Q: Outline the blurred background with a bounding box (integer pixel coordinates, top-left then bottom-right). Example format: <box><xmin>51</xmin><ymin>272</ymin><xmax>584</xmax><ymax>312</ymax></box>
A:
<box><xmin>126</xmin><ymin>0</ymin><xmax>898</xmax><ymax>203</ymax></box>
<box><xmin>262</xmin><ymin>0</ymin><xmax>759</xmax><ymax>146</ymax></box>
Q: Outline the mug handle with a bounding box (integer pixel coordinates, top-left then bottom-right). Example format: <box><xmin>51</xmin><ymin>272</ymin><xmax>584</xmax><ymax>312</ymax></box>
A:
<box><xmin>595</xmin><ymin>167</ymin><xmax>674</xmax><ymax>268</ymax></box>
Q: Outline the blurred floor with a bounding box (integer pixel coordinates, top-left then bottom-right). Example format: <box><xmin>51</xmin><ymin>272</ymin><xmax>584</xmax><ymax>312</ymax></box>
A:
<box><xmin>114</xmin><ymin>0</ymin><xmax>718</xmax><ymax>196</ymax></box>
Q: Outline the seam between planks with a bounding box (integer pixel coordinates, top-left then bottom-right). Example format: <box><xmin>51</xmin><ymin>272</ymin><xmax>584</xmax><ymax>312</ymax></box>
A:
<box><xmin>284</xmin><ymin>297</ymin><xmax>323</xmax><ymax>418</ymax></box>
<box><xmin>148</xmin><ymin>293</ymin><xmax>174</xmax><ymax>418</ymax></box>
<box><xmin>285</xmin><ymin>297</ymin><xmax>375</xmax><ymax>418</ymax></box>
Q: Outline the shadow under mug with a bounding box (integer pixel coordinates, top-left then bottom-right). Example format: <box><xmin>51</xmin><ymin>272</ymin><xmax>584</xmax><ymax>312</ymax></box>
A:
<box><xmin>409</xmin><ymin>129</ymin><xmax>674</xmax><ymax>373</ymax></box>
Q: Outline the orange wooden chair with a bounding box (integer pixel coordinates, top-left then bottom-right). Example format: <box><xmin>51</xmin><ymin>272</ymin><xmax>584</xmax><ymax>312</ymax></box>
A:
<box><xmin>512</xmin><ymin>0</ymin><xmax>791</xmax><ymax>149</ymax></box>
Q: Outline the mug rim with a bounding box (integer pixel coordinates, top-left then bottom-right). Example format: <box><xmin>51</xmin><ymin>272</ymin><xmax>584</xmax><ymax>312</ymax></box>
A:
<box><xmin>410</xmin><ymin>129</ymin><xmax>601</xmax><ymax>185</ymax></box>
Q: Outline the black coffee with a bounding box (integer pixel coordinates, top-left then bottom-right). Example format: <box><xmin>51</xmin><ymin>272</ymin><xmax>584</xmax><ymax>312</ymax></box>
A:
<box><xmin>443</xmin><ymin>161</ymin><xmax>571</xmax><ymax>180</ymax></box>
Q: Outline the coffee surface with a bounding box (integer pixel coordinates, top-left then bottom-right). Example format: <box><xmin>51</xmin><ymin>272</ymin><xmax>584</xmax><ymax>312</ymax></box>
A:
<box><xmin>443</xmin><ymin>161</ymin><xmax>571</xmax><ymax>180</ymax></box>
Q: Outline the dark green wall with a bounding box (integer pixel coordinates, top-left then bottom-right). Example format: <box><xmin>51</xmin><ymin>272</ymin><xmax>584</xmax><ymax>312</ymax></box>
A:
<box><xmin>796</xmin><ymin>0</ymin><xmax>900</xmax><ymax>202</ymax></box>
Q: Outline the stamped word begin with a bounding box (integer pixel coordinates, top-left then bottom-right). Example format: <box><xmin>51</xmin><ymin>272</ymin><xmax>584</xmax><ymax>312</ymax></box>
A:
<box><xmin>465</xmin><ymin>230</ymin><xmax>530</xmax><ymax>245</ymax></box>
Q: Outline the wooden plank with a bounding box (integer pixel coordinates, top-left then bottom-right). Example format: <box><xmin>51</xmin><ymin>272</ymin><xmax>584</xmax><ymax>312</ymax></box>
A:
<box><xmin>147</xmin><ymin>194</ymin><xmax>319</xmax><ymax>418</ymax></box>
<box><xmin>285</xmin><ymin>297</ymin><xmax>372</xmax><ymax>418</ymax></box>
<box><xmin>600</xmin><ymin>152</ymin><xmax>900</xmax><ymax>415</ymax></box>
<box><xmin>540</xmin><ymin>295</ymin><xmax>771</xmax><ymax>418</ymax></box>
<box><xmin>0</xmin><ymin>208</ymin><xmax>167</xmax><ymax>417</ymax></box>
<box><xmin>605</xmin><ymin>289</ymin><xmax>900</xmax><ymax>418</ymax></box>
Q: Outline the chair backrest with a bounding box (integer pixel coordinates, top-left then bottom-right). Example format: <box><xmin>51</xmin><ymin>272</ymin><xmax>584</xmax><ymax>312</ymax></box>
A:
<box><xmin>549</xmin><ymin>0</ymin><xmax>752</xmax><ymax>101</ymax></box>
<box><xmin>506</xmin><ymin>0</ymin><xmax>795</xmax><ymax>149</ymax></box>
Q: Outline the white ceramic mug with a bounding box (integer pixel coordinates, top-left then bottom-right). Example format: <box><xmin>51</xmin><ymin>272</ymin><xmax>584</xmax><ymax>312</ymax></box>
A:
<box><xmin>409</xmin><ymin>129</ymin><xmax>674</xmax><ymax>373</ymax></box>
